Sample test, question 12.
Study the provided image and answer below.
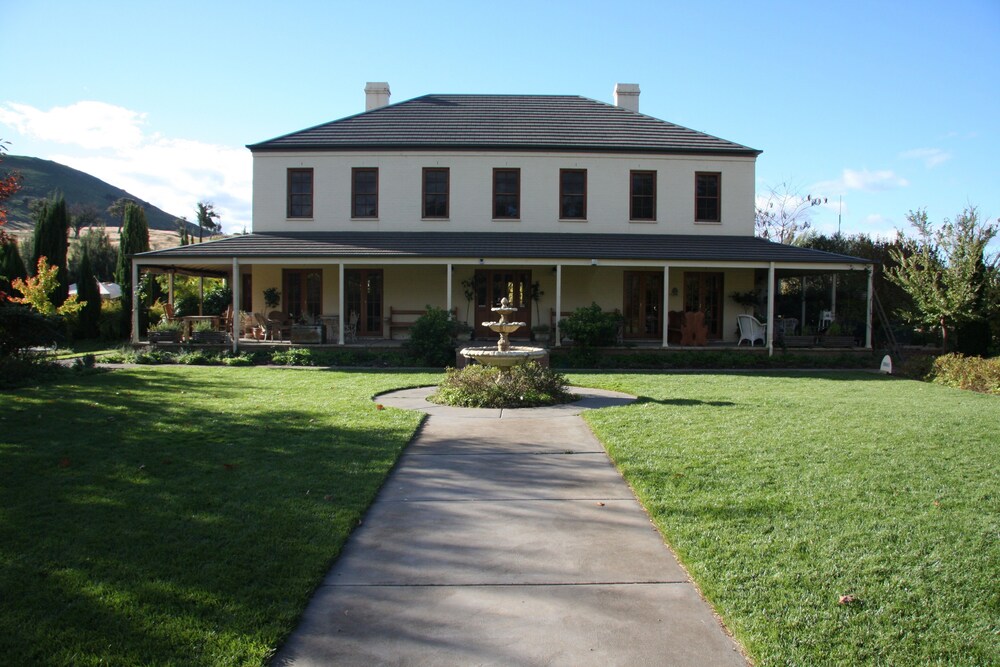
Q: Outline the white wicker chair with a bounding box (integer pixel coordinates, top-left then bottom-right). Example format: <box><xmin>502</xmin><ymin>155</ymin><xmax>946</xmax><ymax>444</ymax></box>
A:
<box><xmin>737</xmin><ymin>314</ymin><xmax>767</xmax><ymax>347</ymax></box>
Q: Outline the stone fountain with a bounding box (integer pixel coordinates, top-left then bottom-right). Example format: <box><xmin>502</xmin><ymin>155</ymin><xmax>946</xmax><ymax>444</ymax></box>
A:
<box><xmin>460</xmin><ymin>297</ymin><xmax>546</xmax><ymax>369</ymax></box>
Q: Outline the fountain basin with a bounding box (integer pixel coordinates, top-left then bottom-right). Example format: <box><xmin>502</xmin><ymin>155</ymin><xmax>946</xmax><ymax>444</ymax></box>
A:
<box><xmin>460</xmin><ymin>346</ymin><xmax>546</xmax><ymax>368</ymax></box>
<box><xmin>481</xmin><ymin>322</ymin><xmax>525</xmax><ymax>334</ymax></box>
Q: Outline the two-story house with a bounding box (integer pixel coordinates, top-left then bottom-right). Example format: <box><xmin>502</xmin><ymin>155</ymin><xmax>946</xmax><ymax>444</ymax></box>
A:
<box><xmin>134</xmin><ymin>82</ymin><xmax>873</xmax><ymax>352</ymax></box>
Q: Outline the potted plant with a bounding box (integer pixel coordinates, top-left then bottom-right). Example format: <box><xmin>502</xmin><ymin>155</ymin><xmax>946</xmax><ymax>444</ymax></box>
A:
<box><xmin>191</xmin><ymin>320</ymin><xmax>227</xmax><ymax>344</ymax></box>
<box><xmin>531</xmin><ymin>323</ymin><xmax>551</xmax><ymax>343</ymax></box>
<box><xmin>148</xmin><ymin>319</ymin><xmax>182</xmax><ymax>344</ymax></box>
<box><xmin>452</xmin><ymin>319</ymin><xmax>473</xmax><ymax>342</ymax></box>
<box><xmin>729</xmin><ymin>289</ymin><xmax>760</xmax><ymax>315</ymax></box>
<box><xmin>263</xmin><ymin>287</ymin><xmax>281</xmax><ymax>312</ymax></box>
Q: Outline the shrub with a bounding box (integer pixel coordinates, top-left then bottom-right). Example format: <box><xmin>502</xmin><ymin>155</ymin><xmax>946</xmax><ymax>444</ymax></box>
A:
<box><xmin>405</xmin><ymin>305</ymin><xmax>458</xmax><ymax>367</ymax></box>
<box><xmin>929</xmin><ymin>353</ymin><xmax>1000</xmax><ymax>395</ymax></box>
<box><xmin>0</xmin><ymin>303</ymin><xmax>60</xmax><ymax>357</ymax></box>
<box><xmin>149</xmin><ymin>319</ymin><xmax>182</xmax><ymax>332</ymax></box>
<box><xmin>271</xmin><ymin>347</ymin><xmax>315</xmax><ymax>366</ymax></box>
<box><xmin>559</xmin><ymin>303</ymin><xmax>620</xmax><ymax>347</ymax></box>
<box><xmin>432</xmin><ymin>361</ymin><xmax>574</xmax><ymax>408</ymax></box>
<box><xmin>98</xmin><ymin>300</ymin><xmax>123</xmax><ymax>341</ymax></box>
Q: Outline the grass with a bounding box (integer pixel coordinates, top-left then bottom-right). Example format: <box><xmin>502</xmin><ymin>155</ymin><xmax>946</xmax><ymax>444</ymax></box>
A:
<box><xmin>0</xmin><ymin>366</ymin><xmax>437</xmax><ymax>666</ymax></box>
<box><xmin>574</xmin><ymin>371</ymin><xmax>999</xmax><ymax>666</ymax></box>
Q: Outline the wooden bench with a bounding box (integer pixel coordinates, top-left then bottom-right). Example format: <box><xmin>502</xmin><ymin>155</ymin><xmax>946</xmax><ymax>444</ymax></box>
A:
<box><xmin>781</xmin><ymin>335</ymin><xmax>816</xmax><ymax>348</ymax></box>
<box><xmin>819</xmin><ymin>335</ymin><xmax>857</xmax><ymax>348</ymax></box>
<box><xmin>389</xmin><ymin>307</ymin><xmax>458</xmax><ymax>339</ymax></box>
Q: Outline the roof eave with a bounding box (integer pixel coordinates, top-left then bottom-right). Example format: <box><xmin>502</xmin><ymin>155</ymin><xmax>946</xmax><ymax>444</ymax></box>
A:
<box><xmin>247</xmin><ymin>143</ymin><xmax>762</xmax><ymax>157</ymax></box>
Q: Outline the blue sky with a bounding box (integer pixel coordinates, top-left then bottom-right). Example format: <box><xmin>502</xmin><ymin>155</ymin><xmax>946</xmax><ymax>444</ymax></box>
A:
<box><xmin>2</xmin><ymin>0</ymin><xmax>998</xmax><ymax>239</ymax></box>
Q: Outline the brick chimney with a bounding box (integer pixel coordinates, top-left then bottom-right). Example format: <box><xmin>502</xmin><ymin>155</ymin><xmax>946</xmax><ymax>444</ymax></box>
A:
<box><xmin>613</xmin><ymin>83</ymin><xmax>640</xmax><ymax>112</ymax></box>
<box><xmin>365</xmin><ymin>82</ymin><xmax>391</xmax><ymax>111</ymax></box>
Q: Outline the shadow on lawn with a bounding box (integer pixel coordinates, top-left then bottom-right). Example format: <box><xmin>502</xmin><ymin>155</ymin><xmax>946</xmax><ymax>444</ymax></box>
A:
<box><xmin>0</xmin><ymin>368</ymin><xmax>416</xmax><ymax>664</ymax></box>
<box><xmin>634</xmin><ymin>397</ymin><xmax>737</xmax><ymax>407</ymax></box>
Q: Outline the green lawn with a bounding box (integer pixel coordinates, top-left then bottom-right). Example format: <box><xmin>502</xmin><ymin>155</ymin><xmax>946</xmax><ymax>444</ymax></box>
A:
<box><xmin>3</xmin><ymin>367</ymin><xmax>997</xmax><ymax>665</ymax></box>
<box><xmin>575</xmin><ymin>371</ymin><xmax>999</xmax><ymax>666</ymax></box>
<box><xmin>0</xmin><ymin>366</ymin><xmax>436</xmax><ymax>666</ymax></box>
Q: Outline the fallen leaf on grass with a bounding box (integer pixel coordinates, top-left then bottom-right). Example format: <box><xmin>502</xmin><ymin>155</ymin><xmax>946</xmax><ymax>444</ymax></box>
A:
<box><xmin>223</xmin><ymin>463</ymin><xmax>236</xmax><ymax>471</ymax></box>
<box><xmin>376</xmin><ymin>404</ymin><xmax>385</xmax><ymax>410</ymax></box>
<box><xmin>58</xmin><ymin>457</ymin><xmax>71</xmax><ymax>468</ymax></box>
<box><xmin>838</xmin><ymin>594</ymin><xmax>859</xmax><ymax>605</ymax></box>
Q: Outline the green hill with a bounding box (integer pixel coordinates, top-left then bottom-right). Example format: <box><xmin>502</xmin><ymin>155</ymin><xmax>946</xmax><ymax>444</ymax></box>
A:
<box><xmin>1</xmin><ymin>155</ymin><xmax>198</xmax><ymax>235</ymax></box>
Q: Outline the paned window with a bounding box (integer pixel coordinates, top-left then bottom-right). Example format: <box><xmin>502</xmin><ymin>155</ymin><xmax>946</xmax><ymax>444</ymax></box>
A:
<box><xmin>352</xmin><ymin>168</ymin><xmax>378</xmax><ymax>218</ymax></box>
<box><xmin>493</xmin><ymin>168</ymin><xmax>520</xmax><ymax>219</ymax></box>
<box><xmin>560</xmin><ymin>169</ymin><xmax>587</xmax><ymax>219</ymax></box>
<box><xmin>287</xmin><ymin>168</ymin><xmax>313</xmax><ymax>218</ymax></box>
<box><xmin>423</xmin><ymin>168</ymin><xmax>449</xmax><ymax>218</ymax></box>
<box><xmin>630</xmin><ymin>170</ymin><xmax>656</xmax><ymax>221</ymax></box>
<box><xmin>695</xmin><ymin>172</ymin><xmax>721</xmax><ymax>222</ymax></box>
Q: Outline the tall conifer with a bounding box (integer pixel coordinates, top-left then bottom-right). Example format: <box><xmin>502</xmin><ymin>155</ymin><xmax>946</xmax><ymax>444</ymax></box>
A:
<box><xmin>76</xmin><ymin>244</ymin><xmax>101</xmax><ymax>338</ymax></box>
<box><xmin>116</xmin><ymin>203</ymin><xmax>150</xmax><ymax>337</ymax></box>
<box><xmin>30</xmin><ymin>194</ymin><xmax>70</xmax><ymax>305</ymax></box>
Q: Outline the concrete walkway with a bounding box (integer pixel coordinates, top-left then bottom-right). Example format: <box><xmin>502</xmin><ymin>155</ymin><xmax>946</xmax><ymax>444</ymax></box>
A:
<box><xmin>272</xmin><ymin>387</ymin><xmax>747</xmax><ymax>667</ymax></box>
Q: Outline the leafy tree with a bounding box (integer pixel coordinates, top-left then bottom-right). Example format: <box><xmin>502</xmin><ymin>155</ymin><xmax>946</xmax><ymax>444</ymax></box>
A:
<box><xmin>756</xmin><ymin>182</ymin><xmax>827</xmax><ymax>244</ymax></box>
<box><xmin>69</xmin><ymin>226</ymin><xmax>117</xmax><ymax>282</ymax></box>
<box><xmin>75</xmin><ymin>244</ymin><xmax>101</xmax><ymax>338</ymax></box>
<box><xmin>176</xmin><ymin>216</ymin><xmax>190</xmax><ymax>245</ymax></box>
<box><xmin>0</xmin><ymin>138</ymin><xmax>22</xmax><ymax>237</ymax></box>
<box><xmin>69</xmin><ymin>203</ymin><xmax>103</xmax><ymax>238</ymax></box>
<box><xmin>106</xmin><ymin>197</ymin><xmax>137</xmax><ymax>225</ymax></box>
<box><xmin>115</xmin><ymin>203</ymin><xmax>150</xmax><ymax>336</ymax></box>
<box><xmin>30</xmin><ymin>193</ymin><xmax>70</xmax><ymax>306</ymax></box>
<box><xmin>886</xmin><ymin>207</ymin><xmax>999</xmax><ymax>351</ymax></box>
<box><xmin>11</xmin><ymin>257</ymin><xmax>84</xmax><ymax>316</ymax></box>
<box><xmin>195</xmin><ymin>201</ymin><xmax>220</xmax><ymax>242</ymax></box>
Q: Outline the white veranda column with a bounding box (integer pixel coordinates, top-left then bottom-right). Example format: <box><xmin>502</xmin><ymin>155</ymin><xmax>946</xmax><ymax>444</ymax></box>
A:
<box><xmin>662</xmin><ymin>264</ymin><xmax>670</xmax><ymax>348</ymax></box>
<box><xmin>338</xmin><ymin>263</ymin><xmax>345</xmax><ymax>346</ymax></box>
<box><xmin>231</xmin><ymin>258</ymin><xmax>240</xmax><ymax>352</ymax></box>
<box><xmin>131</xmin><ymin>260</ymin><xmax>140</xmax><ymax>344</ymax></box>
<box><xmin>767</xmin><ymin>262</ymin><xmax>776</xmax><ymax>356</ymax></box>
<box><xmin>555</xmin><ymin>265</ymin><xmax>563</xmax><ymax>347</ymax></box>
<box><xmin>446</xmin><ymin>263</ymin><xmax>453</xmax><ymax>317</ymax></box>
<box><xmin>865</xmin><ymin>265</ymin><xmax>874</xmax><ymax>349</ymax></box>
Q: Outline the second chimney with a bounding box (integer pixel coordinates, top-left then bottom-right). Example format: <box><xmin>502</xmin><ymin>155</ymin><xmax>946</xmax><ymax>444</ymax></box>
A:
<box><xmin>613</xmin><ymin>83</ymin><xmax>640</xmax><ymax>112</ymax></box>
<box><xmin>365</xmin><ymin>82</ymin><xmax>391</xmax><ymax>111</ymax></box>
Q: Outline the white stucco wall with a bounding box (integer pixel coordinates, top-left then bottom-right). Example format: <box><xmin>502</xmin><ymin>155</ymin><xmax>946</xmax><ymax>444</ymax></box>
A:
<box><xmin>252</xmin><ymin>150</ymin><xmax>756</xmax><ymax>236</ymax></box>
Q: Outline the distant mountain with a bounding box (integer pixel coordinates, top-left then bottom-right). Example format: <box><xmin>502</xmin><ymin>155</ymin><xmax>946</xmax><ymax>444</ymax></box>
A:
<box><xmin>0</xmin><ymin>155</ymin><xmax>198</xmax><ymax>235</ymax></box>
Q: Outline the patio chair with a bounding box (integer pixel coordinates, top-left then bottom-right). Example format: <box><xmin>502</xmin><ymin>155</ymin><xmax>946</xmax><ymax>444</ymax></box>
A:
<box><xmin>679</xmin><ymin>311</ymin><xmax>708</xmax><ymax>346</ymax></box>
<box><xmin>267</xmin><ymin>311</ymin><xmax>292</xmax><ymax>341</ymax></box>
<box><xmin>254</xmin><ymin>312</ymin><xmax>273</xmax><ymax>341</ymax></box>
<box><xmin>345</xmin><ymin>311</ymin><xmax>359</xmax><ymax>343</ymax></box>
<box><xmin>737</xmin><ymin>314</ymin><xmax>767</xmax><ymax>347</ymax></box>
<box><xmin>163</xmin><ymin>302</ymin><xmax>176</xmax><ymax>322</ymax></box>
<box><xmin>778</xmin><ymin>318</ymin><xmax>798</xmax><ymax>338</ymax></box>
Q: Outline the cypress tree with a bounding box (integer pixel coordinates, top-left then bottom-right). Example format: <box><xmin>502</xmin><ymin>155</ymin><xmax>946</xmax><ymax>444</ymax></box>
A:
<box><xmin>76</xmin><ymin>244</ymin><xmax>101</xmax><ymax>339</ymax></box>
<box><xmin>31</xmin><ymin>194</ymin><xmax>70</xmax><ymax>305</ymax></box>
<box><xmin>0</xmin><ymin>236</ymin><xmax>27</xmax><ymax>295</ymax></box>
<box><xmin>115</xmin><ymin>203</ymin><xmax>150</xmax><ymax>337</ymax></box>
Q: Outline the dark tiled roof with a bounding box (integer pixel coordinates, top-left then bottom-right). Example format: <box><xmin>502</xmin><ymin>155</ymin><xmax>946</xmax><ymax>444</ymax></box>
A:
<box><xmin>248</xmin><ymin>95</ymin><xmax>761</xmax><ymax>156</ymax></box>
<box><xmin>137</xmin><ymin>232</ymin><xmax>871</xmax><ymax>265</ymax></box>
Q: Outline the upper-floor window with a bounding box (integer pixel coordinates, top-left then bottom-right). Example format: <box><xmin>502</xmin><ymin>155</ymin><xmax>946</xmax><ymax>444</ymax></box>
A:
<box><xmin>493</xmin><ymin>168</ymin><xmax>520</xmax><ymax>219</ymax></box>
<box><xmin>560</xmin><ymin>169</ymin><xmax>587</xmax><ymax>219</ymax></box>
<box><xmin>423</xmin><ymin>168</ymin><xmax>449</xmax><ymax>218</ymax></box>
<box><xmin>630</xmin><ymin>170</ymin><xmax>656</xmax><ymax>221</ymax></box>
<box><xmin>352</xmin><ymin>168</ymin><xmax>378</xmax><ymax>218</ymax></box>
<box><xmin>695</xmin><ymin>172</ymin><xmax>721</xmax><ymax>222</ymax></box>
<box><xmin>287</xmin><ymin>168</ymin><xmax>313</xmax><ymax>218</ymax></box>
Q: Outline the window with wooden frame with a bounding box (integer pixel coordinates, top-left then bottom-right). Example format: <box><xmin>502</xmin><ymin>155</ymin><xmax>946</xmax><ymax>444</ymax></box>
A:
<box><xmin>695</xmin><ymin>172</ymin><xmax>721</xmax><ymax>222</ymax></box>
<box><xmin>422</xmin><ymin>168</ymin><xmax>449</xmax><ymax>218</ymax></box>
<box><xmin>630</xmin><ymin>170</ymin><xmax>656</xmax><ymax>221</ymax></box>
<box><xmin>559</xmin><ymin>169</ymin><xmax>587</xmax><ymax>219</ymax></box>
<box><xmin>287</xmin><ymin>168</ymin><xmax>313</xmax><ymax>218</ymax></box>
<box><xmin>493</xmin><ymin>168</ymin><xmax>520</xmax><ymax>219</ymax></box>
<box><xmin>351</xmin><ymin>168</ymin><xmax>378</xmax><ymax>218</ymax></box>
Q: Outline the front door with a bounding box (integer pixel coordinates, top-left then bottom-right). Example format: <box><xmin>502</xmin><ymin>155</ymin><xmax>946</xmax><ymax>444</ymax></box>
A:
<box><xmin>345</xmin><ymin>269</ymin><xmax>384</xmax><ymax>337</ymax></box>
<box><xmin>282</xmin><ymin>269</ymin><xmax>323</xmax><ymax>322</ymax></box>
<box><xmin>683</xmin><ymin>272</ymin><xmax>724</xmax><ymax>339</ymax></box>
<box><xmin>473</xmin><ymin>269</ymin><xmax>531</xmax><ymax>339</ymax></box>
<box><xmin>623</xmin><ymin>271</ymin><xmax>663</xmax><ymax>339</ymax></box>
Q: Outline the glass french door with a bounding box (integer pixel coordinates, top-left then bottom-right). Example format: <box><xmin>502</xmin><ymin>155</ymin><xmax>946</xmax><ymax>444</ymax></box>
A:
<box><xmin>622</xmin><ymin>271</ymin><xmax>663</xmax><ymax>339</ymax></box>
<box><xmin>683</xmin><ymin>272</ymin><xmax>724</xmax><ymax>339</ymax></box>
<box><xmin>282</xmin><ymin>269</ymin><xmax>323</xmax><ymax>322</ymax></box>
<box><xmin>345</xmin><ymin>269</ymin><xmax>384</xmax><ymax>337</ymax></box>
<box><xmin>473</xmin><ymin>269</ymin><xmax>531</xmax><ymax>339</ymax></box>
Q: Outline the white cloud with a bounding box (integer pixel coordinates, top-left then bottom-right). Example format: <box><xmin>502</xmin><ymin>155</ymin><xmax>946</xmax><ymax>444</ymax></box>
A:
<box><xmin>811</xmin><ymin>168</ymin><xmax>909</xmax><ymax>195</ymax></box>
<box><xmin>900</xmin><ymin>147</ymin><xmax>952</xmax><ymax>168</ymax></box>
<box><xmin>842</xmin><ymin>168</ymin><xmax>909</xmax><ymax>192</ymax></box>
<box><xmin>0</xmin><ymin>101</ymin><xmax>251</xmax><ymax>232</ymax></box>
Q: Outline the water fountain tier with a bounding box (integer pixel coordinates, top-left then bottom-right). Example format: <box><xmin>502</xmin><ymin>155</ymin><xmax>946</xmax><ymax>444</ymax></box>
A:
<box><xmin>459</xmin><ymin>297</ymin><xmax>546</xmax><ymax>369</ymax></box>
